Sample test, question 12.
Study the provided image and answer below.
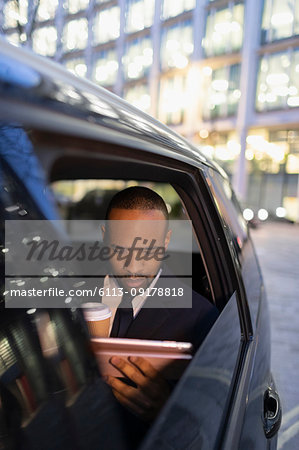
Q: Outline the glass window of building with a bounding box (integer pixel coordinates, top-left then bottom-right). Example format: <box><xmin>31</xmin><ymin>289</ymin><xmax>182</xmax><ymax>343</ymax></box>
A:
<box><xmin>203</xmin><ymin>2</ymin><xmax>244</xmax><ymax>57</ymax></box>
<box><xmin>261</xmin><ymin>0</ymin><xmax>298</xmax><ymax>43</ymax></box>
<box><xmin>161</xmin><ymin>21</ymin><xmax>193</xmax><ymax>70</ymax></box>
<box><xmin>32</xmin><ymin>27</ymin><xmax>57</xmax><ymax>56</ymax></box>
<box><xmin>66</xmin><ymin>0</ymin><xmax>90</xmax><ymax>15</ymax></box>
<box><xmin>202</xmin><ymin>64</ymin><xmax>241</xmax><ymax>120</ymax></box>
<box><xmin>158</xmin><ymin>75</ymin><xmax>186</xmax><ymax>125</ymax></box>
<box><xmin>5</xmin><ymin>33</ymin><xmax>20</xmax><ymax>46</ymax></box>
<box><xmin>289</xmin><ymin>49</ymin><xmax>299</xmax><ymax>107</ymax></box>
<box><xmin>65</xmin><ymin>58</ymin><xmax>87</xmax><ymax>77</ymax></box>
<box><xmin>296</xmin><ymin>1</ymin><xmax>299</xmax><ymax>35</ymax></box>
<box><xmin>256</xmin><ymin>49</ymin><xmax>299</xmax><ymax>112</ymax></box>
<box><xmin>3</xmin><ymin>0</ymin><xmax>28</xmax><ymax>29</ymax></box>
<box><xmin>93</xmin><ymin>7</ymin><xmax>120</xmax><ymax>44</ymax></box>
<box><xmin>63</xmin><ymin>18</ymin><xmax>88</xmax><ymax>51</ymax></box>
<box><xmin>37</xmin><ymin>0</ymin><xmax>59</xmax><ymax>21</ymax></box>
<box><xmin>125</xmin><ymin>0</ymin><xmax>155</xmax><ymax>33</ymax></box>
<box><xmin>123</xmin><ymin>36</ymin><xmax>153</xmax><ymax>80</ymax></box>
<box><xmin>93</xmin><ymin>49</ymin><xmax>118</xmax><ymax>86</ymax></box>
<box><xmin>200</xmin><ymin>131</ymin><xmax>241</xmax><ymax>173</ymax></box>
<box><xmin>124</xmin><ymin>84</ymin><xmax>151</xmax><ymax>112</ymax></box>
<box><xmin>162</xmin><ymin>0</ymin><xmax>196</xmax><ymax>20</ymax></box>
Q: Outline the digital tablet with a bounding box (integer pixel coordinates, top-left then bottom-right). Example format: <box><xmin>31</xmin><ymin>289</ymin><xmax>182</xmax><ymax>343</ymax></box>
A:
<box><xmin>90</xmin><ymin>337</ymin><xmax>193</xmax><ymax>380</ymax></box>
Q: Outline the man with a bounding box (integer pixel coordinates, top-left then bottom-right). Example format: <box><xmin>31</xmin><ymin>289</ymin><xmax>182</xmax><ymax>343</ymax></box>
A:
<box><xmin>100</xmin><ymin>186</ymin><xmax>218</xmax><ymax>423</ymax></box>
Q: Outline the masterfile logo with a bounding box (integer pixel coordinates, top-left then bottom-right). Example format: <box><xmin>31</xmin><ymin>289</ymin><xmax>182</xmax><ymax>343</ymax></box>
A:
<box><xmin>4</xmin><ymin>220</ymin><xmax>193</xmax><ymax>308</ymax></box>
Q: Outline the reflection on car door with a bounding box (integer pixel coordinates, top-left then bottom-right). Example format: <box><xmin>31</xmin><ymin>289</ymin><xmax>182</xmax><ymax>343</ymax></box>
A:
<box><xmin>141</xmin><ymin>292</ymin><xmax>241</xmax><ymax>450</ymax></box>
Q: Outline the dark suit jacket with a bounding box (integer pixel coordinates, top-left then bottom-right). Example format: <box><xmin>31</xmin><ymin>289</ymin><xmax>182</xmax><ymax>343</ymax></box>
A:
<box><xmin>110</xmin><ymin>272</ymin><xmax>219</xmax><ymax>353</ymax></box>
<box><xmin>108</xmin><ymin>274</ymin><xmax>219</xmax><ymax>447</ymax></box>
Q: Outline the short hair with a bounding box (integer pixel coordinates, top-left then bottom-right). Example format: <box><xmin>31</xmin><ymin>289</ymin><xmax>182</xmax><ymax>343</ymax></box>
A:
<box><xmin>105</xmin><ymin>186</ymin><xmax>168</xmax><ymax>220</ymax></box>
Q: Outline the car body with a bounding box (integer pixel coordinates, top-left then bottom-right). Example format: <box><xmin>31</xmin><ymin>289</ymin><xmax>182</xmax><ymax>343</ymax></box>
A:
<box><xmin>0</xmin><ymin>40</ymin><xmax>281</xmax><ymax>450</ymax></box>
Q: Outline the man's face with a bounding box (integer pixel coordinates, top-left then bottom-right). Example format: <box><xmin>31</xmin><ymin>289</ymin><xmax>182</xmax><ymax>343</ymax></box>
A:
<box><xmin>103</xmin><ymin>208</ymin><xmax>171</xmax><ymax>291</ymax></box>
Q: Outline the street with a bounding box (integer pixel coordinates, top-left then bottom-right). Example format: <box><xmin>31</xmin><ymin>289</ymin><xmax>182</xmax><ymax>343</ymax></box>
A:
<box><xmin>251</xmin><ymin>222</ymin><xmax>299</xmax><ymax>450</ymax></box>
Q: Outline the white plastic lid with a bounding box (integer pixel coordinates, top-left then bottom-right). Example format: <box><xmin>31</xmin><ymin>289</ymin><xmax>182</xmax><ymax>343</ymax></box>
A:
<box><xmin>81</xmin><ymin>303</ymin><xmax>112</xmax><ymax>321</ymax></box>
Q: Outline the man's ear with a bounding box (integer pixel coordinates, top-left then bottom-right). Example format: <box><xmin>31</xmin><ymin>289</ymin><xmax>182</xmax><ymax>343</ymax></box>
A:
<box><xmin>164</xmin><ymin>229</ymin><xmax>172</xmax><ymax>250</ymax></box>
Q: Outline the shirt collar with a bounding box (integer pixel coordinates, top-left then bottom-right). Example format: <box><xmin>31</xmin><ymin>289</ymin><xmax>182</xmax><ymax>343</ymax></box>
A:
<box><xmin>104</xmin><ymin>269</ymin><xmax>162</xmax><ymax>317</ymax></box>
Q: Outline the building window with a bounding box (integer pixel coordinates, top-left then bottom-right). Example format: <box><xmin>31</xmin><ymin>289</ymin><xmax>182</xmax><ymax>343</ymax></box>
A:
<box><xmin>124</xmin><ymin>84</ymin><xmax>151</xmax><ymax>112</ymax></box>
<box><xmin>158</xmin><ymin>75</ymin><xmax>186</xmax><ymax>125</ymax></box>
<box><xmin>200</xmin><ymin>132</ymin><xmax>241</xmax><ymax>174</ymax></box>
<box><xmin>202</xmin><ymin>64</ymin><xmax>241</xmax><ymax>120</ymax></box>
<box><xmin>5</xmin><ymin>33</ymin><xmax>20</xmax><ymax>46</ymax></box>
<box><xmin>261</xmin><ymin>0</ymin><xmax>299</xmax><ymax>44</ymax></box>
<box><xmin>63</xmin><ymin>18</ymin><xmax>88</xmax><ymax>51</ymax></box>
<box><xmin>203</xmin><ymin>2</ymin><xmax>244</xmax><ymax>57</ymax></box>
<box><xmin>125</xmin><ymin>0</ymin><xmax>155</xmax><ymax>33</ymax></box>
<box><xmin>37</xmin><ymin>0</ymin><xmax>59</xmax><ymax>22</ymax></box>
<box><xmin>93</xmin><ymin>49</ymin><xmax>118</xmax><ymax>86</ymax></box>
<box><xmin>161</xmin><ymin>21</ymin><xmax>193</xmax><ymax>70</ymax></box>
<box><xmin>65</xmin><ymin>58</ymin><xmax>87</xmax><ymax>77</ymax></box>
<box><xmin>123</xmin><ymin>36</ymin><xmax>153</xmax><ymax>80</ymax></box>
<box><xmin>162</xmin><ymin>0</ymin><xmax>195</xmax><ymax>20</ymax></box>
<box><xmin>66</xmin><ymin>0</ymin><xmax>90</xmax><ymax>15</ymax></box>
<box><xmin>93</xmin><ymin>7</ymin><xmax>120</xmax><ymax>44</ymax></box>
<box><xmin>256</xmin><ymin>49</ymin><xmax>299</xmax><ymax>111</ymax></box>
<box><xmin>3</xmin><ymin>0</ymin><xmax>28</xmax><ymax>29</ymax></box>
<box><xmin>32</xmin><ymin>26</ymin><xmax>57</xmax><ymax>56</ymax></box>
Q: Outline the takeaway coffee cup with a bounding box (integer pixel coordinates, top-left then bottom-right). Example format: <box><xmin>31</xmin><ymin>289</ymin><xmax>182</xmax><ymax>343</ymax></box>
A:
<box><xmin>82</xmin><ymin>303</ymin><xmax>112</xmax><ymax>338</ymax></box>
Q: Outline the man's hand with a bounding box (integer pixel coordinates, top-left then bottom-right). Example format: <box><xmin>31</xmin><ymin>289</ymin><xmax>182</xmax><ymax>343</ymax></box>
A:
<box><xmin>104</xmin><ymin>356</ymin><xmax>171</xmax><ymax>422</ymax></box>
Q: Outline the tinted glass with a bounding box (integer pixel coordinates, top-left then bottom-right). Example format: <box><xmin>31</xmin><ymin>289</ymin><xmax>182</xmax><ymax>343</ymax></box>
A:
<box><xmin>0</xmin><ymin>125</ymin><xmax>129</xmax><ymax>449</ymax></box>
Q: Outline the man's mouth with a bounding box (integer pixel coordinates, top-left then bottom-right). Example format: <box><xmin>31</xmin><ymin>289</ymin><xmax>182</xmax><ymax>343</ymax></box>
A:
<box><xmin>123</xmin><ymin>277</ymin><xmax>147</xmax><ymax>288</ymax></box>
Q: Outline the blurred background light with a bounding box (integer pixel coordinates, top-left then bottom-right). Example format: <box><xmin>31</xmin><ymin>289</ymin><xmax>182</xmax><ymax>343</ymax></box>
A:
<box><xmin>258</xmin><ymin>208</ymin><xmax>269</xmax><ymax>221</ymax></box>
<box><xmin>276</xmin><ymin>207</ymin><xmax>286</xmax><ymax>218</ymax></box>
<box><xmin>243</xmin><ymin>208</ymin><xmax>254</xmax><ymax>221</ymax></box>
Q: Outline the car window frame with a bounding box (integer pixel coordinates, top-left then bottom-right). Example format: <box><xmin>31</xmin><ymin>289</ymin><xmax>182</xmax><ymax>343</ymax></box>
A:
<box><xmin>33</xmin><ymin>130</ymin><xmax>249</xmax><ymax>324</ymax></box>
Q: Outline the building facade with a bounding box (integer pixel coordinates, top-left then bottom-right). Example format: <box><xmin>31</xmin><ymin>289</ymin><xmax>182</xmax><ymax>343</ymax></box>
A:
<box><xmin>1</xmin><ymin>0</ymin><xmax>299</xmax><ymax>221</ymax></box>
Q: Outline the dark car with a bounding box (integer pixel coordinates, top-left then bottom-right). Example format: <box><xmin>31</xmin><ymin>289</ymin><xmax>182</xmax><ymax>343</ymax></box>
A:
<box><xmin>0</xmin><ymin>40</ymin><xmax>281</xmax><ymax>450</ymax></box>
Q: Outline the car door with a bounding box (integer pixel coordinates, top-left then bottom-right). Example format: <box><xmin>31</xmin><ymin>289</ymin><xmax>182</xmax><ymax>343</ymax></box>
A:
<box><xmin>42</xmin><ymin>131</ymin><xmax>259</xmax><ymax>449</ymax></box>
<box><xmin>132</xmin><ymin>164</ymin><xmax>245</xmax><ymax>449</ymax></box>
<box><xmin>140</xmin><ymin>163</ymin><xmax>281</xmax><ymax>449</ymax></box>
<box><xmin>207</xmin><ymin>169</ymin><xmax>281</xmax><ymax>449</ymax></box>
<box><xmin>141</xmin><ymin>290</ymin><xmax>241</xmax><ymax>450</ymax></box>
<box><xmin>30</xmin><ymin>124</ymin><xmax>244</xmax><ymax>449</ymax></box>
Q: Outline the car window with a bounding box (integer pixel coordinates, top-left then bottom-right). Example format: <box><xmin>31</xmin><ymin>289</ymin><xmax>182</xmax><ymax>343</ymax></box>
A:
<box><xmin>207</xmin><ymin>168</ymin><xmax>261</xmax><ymax>328</ymax></box>
<box><xmin>0</xmin><ymin>125</ymin><xmax>58</xmax><ymax>221</ymax></box>
<box><xmin>0</xmin><ymin>158</ymin><xmax>44</xmax><ymax>221</ymax></box>
<box><xmin>0</xmin><ymin>126</ymin><xmax>129</xmax><ymax>449</ymax></box>
<box><xmin>51</xmin><ymin>179</ymin><xmax>188</xmax><ymax>220</ymax></box>
<box><xmin>0</xmin><ymin>125</ymin><xmax>242</xmax><ymax>449</ymax></box>
<box><xmin>50</xmin><ymin>178</ymin><xmax>213</xmax><ymax>304</ymax></box>
<box><xmin>207</xmin><ymin>169</ymin><xmax>248</xmax><ymax>265</ymax></box>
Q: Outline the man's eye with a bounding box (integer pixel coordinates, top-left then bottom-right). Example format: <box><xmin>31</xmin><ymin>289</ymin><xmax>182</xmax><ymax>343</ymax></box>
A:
<box><xmin>111</xmin><ymin>247</ymin><xmax>128</xmax><ymax>255</ymax></box>
<box><xmin>141</xmin><ymin>249</ymin><xmax>156</xmax><ymax>257</ymax></box>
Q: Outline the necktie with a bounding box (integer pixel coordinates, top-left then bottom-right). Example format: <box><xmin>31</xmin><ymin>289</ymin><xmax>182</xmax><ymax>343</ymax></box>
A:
<box><xmin>110</xmin><ymin>293</ymin><xmax>133</xmax><ymax>338</ymax></box>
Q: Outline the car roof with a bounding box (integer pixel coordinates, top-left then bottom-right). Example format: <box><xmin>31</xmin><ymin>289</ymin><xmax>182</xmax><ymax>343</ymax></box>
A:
<box><xmin>0</xmin><ymin>39</ymin><xmax>225</xmax><ymax>175</ymax></box>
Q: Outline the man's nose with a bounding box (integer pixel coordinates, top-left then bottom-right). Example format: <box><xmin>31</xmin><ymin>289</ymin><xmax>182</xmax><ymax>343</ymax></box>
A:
<box><xmin>123</xmin><ymin>253</ymin><xmax>144</xmax><ymax>274</ymax></box>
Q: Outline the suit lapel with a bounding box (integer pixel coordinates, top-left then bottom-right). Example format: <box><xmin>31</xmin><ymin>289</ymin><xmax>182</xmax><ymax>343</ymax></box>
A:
<box><xmin>116</xmin><ymin>266</ymin><xmax>181</xmax><ymax>339</ymax></box>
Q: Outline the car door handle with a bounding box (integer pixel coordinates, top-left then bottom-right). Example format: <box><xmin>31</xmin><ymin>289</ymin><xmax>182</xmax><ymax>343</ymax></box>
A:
<box><xmin>263</xmin><ymin>388</ymin><xmax>282</xmax><ymax>439</ymax></box>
